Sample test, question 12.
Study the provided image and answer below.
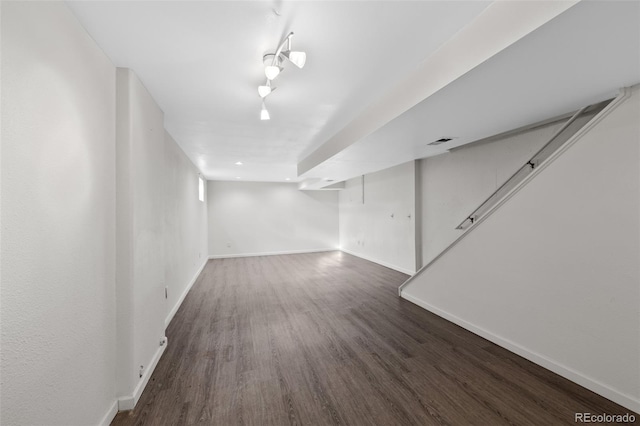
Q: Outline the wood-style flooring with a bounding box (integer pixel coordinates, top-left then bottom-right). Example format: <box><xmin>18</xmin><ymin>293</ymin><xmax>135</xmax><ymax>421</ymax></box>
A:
<box><xmin>112</xmin><ymin>251</ymin><xmax>635</xmax><ymax>425</ymax></box>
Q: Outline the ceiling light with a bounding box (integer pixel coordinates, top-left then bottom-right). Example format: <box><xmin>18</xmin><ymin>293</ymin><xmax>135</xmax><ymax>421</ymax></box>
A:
<box><xmin>258</xmin><ymin>83</ymin><xmax>272</xmax><ymax>98</ymax></box>
<box><xmin>235</xmin><ymin>161</ymin><xmax>243</xmax><ymax>165</ymax></box>
<box><xmin>258</xmin><ymin>31</ymin><xmax>306</xmax><ymax>120</ymax></box>
<box><xmin>260</xmin><ymin>102</ymin><xmax>270</xmax><ymax>120</ymax></box>
<box><xmin>285</xmin><ymin>178</ymin><xmax>290</xmax><ymax>181</ymax></box>
<box><xmin>281</xmin><ymin>51</ymin><xmax>306</xmax><ymax>68</ymax></box>
<box><xmin>264</xmin><ymin>65</ymin><xmax>281</xmax><ymax>80</ymax></box>
<box><xmin>235</xmin><ymin>177</ymin><xmax>241</xmax><ymax>179</ymax></box>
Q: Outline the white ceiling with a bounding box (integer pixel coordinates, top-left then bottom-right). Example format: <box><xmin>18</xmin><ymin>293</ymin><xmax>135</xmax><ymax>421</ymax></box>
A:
<box><xmin>67</xmin><ymin>0</ymin><xmax>491</xmax><ymax>182</ymax></box>
<box><xmin>300</xmin><ymin>0</ymin><xmax>640</xmax><ymax>187</ymax></box>
<box><xmin>67</xmin><ymin>1</ymin><xmax>640</xmax><ymax>187</ymax></box>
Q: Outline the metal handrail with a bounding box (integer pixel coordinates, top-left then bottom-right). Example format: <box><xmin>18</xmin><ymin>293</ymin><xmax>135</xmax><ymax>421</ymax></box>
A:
<box><xmin>454</xmin><ymin>106</ymin><xmax>588</xmax><ymax>230</ymax></box>
<box><xmin>398</xmin><ymin>90</ymin><xmax>627</xmax><ymax>297</ymax></box>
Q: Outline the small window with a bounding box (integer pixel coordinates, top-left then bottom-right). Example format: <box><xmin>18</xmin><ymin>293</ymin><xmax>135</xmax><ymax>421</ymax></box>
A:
<box><xmin>198</xmin><ymin>177</ymin><xmax>204</xmax><ymax>202</ymax></box>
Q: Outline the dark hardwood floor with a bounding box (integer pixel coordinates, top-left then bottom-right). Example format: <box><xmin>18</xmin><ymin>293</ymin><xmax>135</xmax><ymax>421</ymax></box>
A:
<box><xmin>112</xmin><ymin>251</ymin><xmax>635</xmax><ymax>425</ymax></box>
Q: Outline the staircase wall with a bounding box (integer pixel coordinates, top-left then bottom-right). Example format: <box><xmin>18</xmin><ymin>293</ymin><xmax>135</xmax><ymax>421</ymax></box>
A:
<box><xmin>420</xmin><ymin>120</ymin><xmax>565</xmax><ymax>266</ymax></box>
<box><xmin>402</xmin><ymin>87</ymin><xmax>640</xmax><ymax>412</ymax></box>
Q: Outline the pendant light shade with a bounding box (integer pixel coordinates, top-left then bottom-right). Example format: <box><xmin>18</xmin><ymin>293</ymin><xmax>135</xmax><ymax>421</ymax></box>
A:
<box><xmin>260</xmin><ymin>102</ymin><xmax>270</xmax><ymax>120</ymax></box>
<box><xmin>282</xmin><ymin>51</ymin><xmax>306</xmax><ymax>68</ymax></box>
<box><xmin>258</xmin><ymin>82</ymin><xmax>272</xmax><ymax>98</ymax></box>
<box><xmin>265</xmin><ymin>65</ymin><xmax>281</xmax><ymax>80</ymax></box>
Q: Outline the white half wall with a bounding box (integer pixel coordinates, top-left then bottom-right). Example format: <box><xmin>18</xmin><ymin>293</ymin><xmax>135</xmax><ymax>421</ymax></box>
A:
<box><xmin>116</xmin><ymin>68</ymin><xmax>166</xmax><ymax>406</ymax></box>
<box><xmin>402</xmin><ymin>87</ymin><xmax>640</xmax><ymax>412</ymax></box>
<box><xmin>207</xmin><ymin>181</ymin><xmax>338</xmax><ymax>257</ymax></box>
<box><xmin>163</xmin><ymin>131</ymin><xmax>208</xmax><ymax>327</ymax></box>
<box><xmin>1</xmin><ymin>2</ymin><xmax>117</xmax><ymax>425</ymax></box>
<box><xmin>339</xmin><ymin>161</ymin><xmax>416</xmax><ymax>274</ymax></box>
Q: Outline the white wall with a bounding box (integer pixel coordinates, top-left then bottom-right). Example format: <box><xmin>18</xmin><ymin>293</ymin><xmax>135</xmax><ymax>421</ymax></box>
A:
<box><xmin>1</xmin><ymin>2</ymin><xmax>117</xmax><ymax>425</ymax></box>
<box><xmin>419</xmin><ymin>111</ymin><xmax>599</xmax><ymax>266</ymax></box>
<box><xmin>402</xmin><ymin>87</ymin><xmax>640</xmax><ymax>412</ymax></box>
<box><xmin>420</xmin><ymin>121</ymin><xmax>564</xmax><ymax>265</ymax></box>
<box><xmin>116</xmin><ymin>68</ymin><xmax>167</xmax><ymax>407</ymax></box>
<box><xmin>163</xmin><ymin>131</ymin><xmax>208</xmax><ymax>326</ymax></box>
<box><xmin>208</xmin><ymin>181</ymin><xmax>338</xmax><ymax>257</ymax></box>
<box><xmin>339</xmin><ymin>161</ymin><xmax>416</xmax><ymax>274</ymax></box>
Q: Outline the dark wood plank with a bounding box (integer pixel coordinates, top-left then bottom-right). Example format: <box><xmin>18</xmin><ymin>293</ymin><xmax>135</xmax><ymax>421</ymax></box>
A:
<box><xmin>112</xmin><ymin>251</ymin><xmax>637</xmax><ymax>426</ymax></box>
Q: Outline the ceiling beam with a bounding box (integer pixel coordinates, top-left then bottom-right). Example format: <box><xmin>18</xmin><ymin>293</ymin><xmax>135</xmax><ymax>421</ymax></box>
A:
<box><xmin>297</xmin><ymin>0</ymin><xmax>580</xmax><ymax>177</ymax></box>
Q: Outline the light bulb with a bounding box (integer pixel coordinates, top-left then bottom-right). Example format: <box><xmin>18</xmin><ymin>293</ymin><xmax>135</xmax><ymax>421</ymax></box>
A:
<box><xmin>285</xmin><ymin>51</ymin><xmax>306</xmax><ymax>68</ymax></box>
<box><xmin>260</xmin><ymin>103</ymin><xmax>270</xmax><ymax>120</ymax></box>
<box><xmin>258</xmin><ymin>85</ymin><xmax>271</xmax><ymax>98</ymax></box>
<box><xmin>265</xmin><ymin>65</ymin><xmax>280</xmax><ymax>80</ymax></box>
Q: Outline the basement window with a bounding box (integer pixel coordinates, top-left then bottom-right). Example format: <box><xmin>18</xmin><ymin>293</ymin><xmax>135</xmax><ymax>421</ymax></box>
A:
<box><xmin>198</xmin><ymin>177</ymin><xmax>204</xmax><ymax>202</ymax></box>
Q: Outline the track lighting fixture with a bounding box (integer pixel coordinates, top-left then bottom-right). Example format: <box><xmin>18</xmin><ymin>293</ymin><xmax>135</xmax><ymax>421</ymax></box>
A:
<box><xmin>257</xmin><ymin>31</ymin><xmax>306</xmax><ymax>119</ymax></box>
<box><xmin>263</xmin><ymin>32</ymin><xmax>305</xmax><ymax>81</ymax></box>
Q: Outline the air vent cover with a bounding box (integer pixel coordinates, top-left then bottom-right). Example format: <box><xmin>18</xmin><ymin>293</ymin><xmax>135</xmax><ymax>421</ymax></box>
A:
<box><xmin>428</xmin><ymin>137</ymin><xmax>454</xmax><ymax>146</ymax></box>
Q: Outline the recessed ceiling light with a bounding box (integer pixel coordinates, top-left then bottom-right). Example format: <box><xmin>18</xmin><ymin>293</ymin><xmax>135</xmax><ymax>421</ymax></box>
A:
<box><xmin>285</xmin><ymin>178</ymin><xmax>290</xmax><ymax>181</ymax></box>
<box><xmin>235</xmin><ymin>161</ymin><xmax>243</xmax><ymax>166</ymax></box>
<box><xmin>235</xmin><ymin>177</ymin><xmax>241</xmax><ymax>179</ymax></box>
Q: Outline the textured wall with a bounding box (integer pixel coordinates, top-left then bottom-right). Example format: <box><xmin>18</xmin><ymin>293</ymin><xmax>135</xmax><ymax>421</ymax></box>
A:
<box><xmin>115</xmin><ymin>68</ymin><xmax>167</xmax><ymax>404</ymax></box>
<box><xmin>163</xmin><ymin>131</ymin><xmax>208</xmax><ymax>325</ymax></box>
<box><xmin>1</xmin><ymin>2</ymin><xmax>117</xmax><ymax>425</ymax></box>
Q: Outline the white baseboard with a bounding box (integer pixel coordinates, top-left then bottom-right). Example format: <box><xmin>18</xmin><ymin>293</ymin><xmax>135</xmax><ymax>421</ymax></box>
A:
<box><xmin>400</xmin><ymin>292</ymin><xmax>640</xmax><ymax>414</ymax></box>
<box><xmin>208</xmin><ymin>248</ymin><xmax>336</xmax><ymax>259</ymax></box>
<box><xmin>117</xmin><ymin>338</ymin><xmax>167</xmax><ymax>411</ymax></box>
<box><xmin>98</xmin><ymin>400</ymin><xmax>118</xmax><ymax>426</ymax></box>
<box><xmin>165</xmin><ymin>259</ymin><xmax>207</xmax><ymax>328</ymax></box>
<box><xmin>339</xmin><ymin>248</ymin><xmax>415</xmax><ymax>275</ymax></box>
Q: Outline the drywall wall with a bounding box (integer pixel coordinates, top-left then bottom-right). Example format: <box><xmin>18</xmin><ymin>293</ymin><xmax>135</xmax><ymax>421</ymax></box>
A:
<box><xmin>1</xmin><ymin>2</ymin><xmax>117</xmax><ymax>425</ymax></box>
<box><xmin>420</xmin><ymin>121</ymin><xmax>564</xmax><ymax>265</ymax></box>
<box><xmin>420</xmin><ymin>109</ymin><xmax>601</xmax><ymax>266</ymax></box>
<box><xmin>208</xmin><ymin>181</ymin><xmax>338</xmax><ymax>257</ymax></box>
<box><xmin>163</xmin><ymin>131</ymin><xmax>208</xmax><ymax>326</ymax></box>
<box><xmin>339</xmin><ymin>161</ymin><xmax>416</xmax><ymax>274</ymax></box>
<box><xmin>116</xmin><ymin>68</ymin><xmax>166</xmax><ymax>407</ymax></box>
<box><xmin>402</xmin><ymin>87</ymin><xmax>640</xmax><ymax>411</ymax></box>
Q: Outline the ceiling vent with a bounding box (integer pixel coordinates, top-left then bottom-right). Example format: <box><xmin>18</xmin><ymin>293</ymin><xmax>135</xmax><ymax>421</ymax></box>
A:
<box><xmin>427</xmin><ymin>137</ymin><xmax>454</xmax><ymax>146</ymax></box>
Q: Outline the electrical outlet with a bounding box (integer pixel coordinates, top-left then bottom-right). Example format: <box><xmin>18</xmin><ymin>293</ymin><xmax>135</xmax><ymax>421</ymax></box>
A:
<box><xmin>164</xmin><ymin>286</ymin><xmax>168</xmax><ymax>299</ymax></box>
<box><xmin>139</xmin><ymin>365</ymin><xmax>144</xmax><ymax>378</ymax></box>
<box><xmin>226</xmin><ymin>242</ymin><xmax>231</xmax><ymax>248</ymax></box>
